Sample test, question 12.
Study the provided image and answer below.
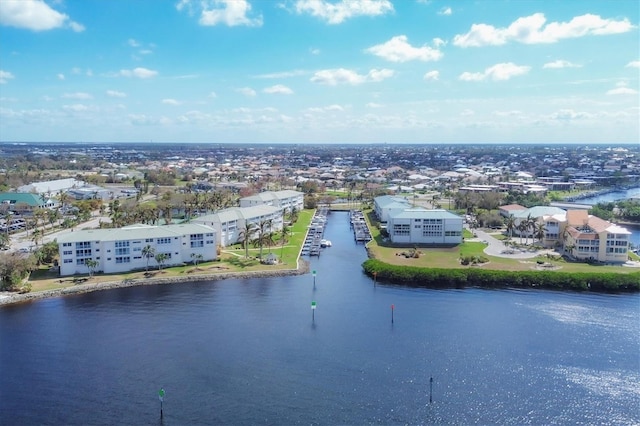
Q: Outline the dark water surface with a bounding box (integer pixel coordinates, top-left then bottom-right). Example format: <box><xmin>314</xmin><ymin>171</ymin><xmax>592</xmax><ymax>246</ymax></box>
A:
<box><xmin>1</xmin><ymin>212</ymin><xmax>639</xmax><ymax>425</ymax></box>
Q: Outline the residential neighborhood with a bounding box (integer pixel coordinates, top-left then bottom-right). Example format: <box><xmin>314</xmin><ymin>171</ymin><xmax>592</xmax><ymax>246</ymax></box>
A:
<box><xmin>0</xmin><ymin>142</ymin><xmax>638</xmax><ymax>285</ymax></box>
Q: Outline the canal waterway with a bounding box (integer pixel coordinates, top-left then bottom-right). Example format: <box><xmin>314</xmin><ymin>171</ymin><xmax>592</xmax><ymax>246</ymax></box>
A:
<box><xmin>1</xmin><ymin>212</ymin><xmax>639</xmax><ymax>425</ymax></box>
<box><xmin>571</xmin><ymin>186</ymin><xmax>640</xmax><ymax>248</ymax></box>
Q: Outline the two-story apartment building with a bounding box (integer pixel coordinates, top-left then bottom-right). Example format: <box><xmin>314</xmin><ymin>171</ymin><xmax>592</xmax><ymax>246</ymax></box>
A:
<box><xmin>57</xmin><ymin>223</ymin><xmax>217</xmax><ymax>276</ymax></box>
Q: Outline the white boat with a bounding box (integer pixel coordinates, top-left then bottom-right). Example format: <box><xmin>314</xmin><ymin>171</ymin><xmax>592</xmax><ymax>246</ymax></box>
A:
<box><xmin>320</xmin><ymin>239</ymin><xmax>332</xmax><ymax>248</ymax></box>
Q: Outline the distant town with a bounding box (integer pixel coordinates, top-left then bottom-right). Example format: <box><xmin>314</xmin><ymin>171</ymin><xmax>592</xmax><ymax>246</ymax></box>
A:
<box><xmin>0</xmin><ymin>142</ymin><xmax>638</xmax><ymax>293</ymax></box>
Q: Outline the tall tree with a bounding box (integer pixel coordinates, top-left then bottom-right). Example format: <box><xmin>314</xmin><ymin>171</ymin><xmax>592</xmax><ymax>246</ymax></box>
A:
<box><xmin>155</xmin><ymin>253</ymin><xmax>168</xmax><ymax>271</ymax></box>
<box><xmin>142</xmin><ymin>245</ymin><xmax>155</xmax><ymax>272</ymax></box>
<box><xmin>238</xmin><ymin>222</ymin><xmax>256</xmax><ymax>259</ymax></box>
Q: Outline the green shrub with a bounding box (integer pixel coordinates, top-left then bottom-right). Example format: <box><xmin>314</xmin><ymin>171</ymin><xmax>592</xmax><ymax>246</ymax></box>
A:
<box><xmin>362</xmin><ymin>259</ymin><xmax>640</xmax><ymax>292</ymax></box>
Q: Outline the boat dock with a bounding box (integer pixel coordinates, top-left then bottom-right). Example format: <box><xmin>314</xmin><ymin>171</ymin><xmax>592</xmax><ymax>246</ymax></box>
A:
<box><xmin>349</xmin><ymin>210</ymin><xmax>372</xmax><ymax>243</ymax></box>
<box><xmin>301</xmin><ymin>207</ymin><xmax>330</xmax><ymax>257</ymax></box>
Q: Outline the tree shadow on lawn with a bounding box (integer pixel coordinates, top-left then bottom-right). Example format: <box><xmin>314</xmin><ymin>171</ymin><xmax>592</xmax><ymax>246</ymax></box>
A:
<box><xmin>225</xmin><ymin>256</ymin><xmax>260</xmax><ymax>269</ymax></box>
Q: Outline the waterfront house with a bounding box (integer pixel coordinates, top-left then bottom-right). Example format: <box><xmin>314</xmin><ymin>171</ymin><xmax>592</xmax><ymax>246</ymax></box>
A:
<box><xmin>57</xmin><ymin>223</ymin><xmax>217</xmax><ymax>276</ymax></box>
<box><xmin>562</xmin><ymin>210</ymin><xmax>630</xmax><ymax>263</ymax></box>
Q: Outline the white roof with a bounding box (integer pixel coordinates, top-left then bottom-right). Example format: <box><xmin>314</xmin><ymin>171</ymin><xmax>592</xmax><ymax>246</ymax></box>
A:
<box><xmin>57</xmin><ymin>223</ymin><xmax>215</xmax><ymax>244</ymax></box>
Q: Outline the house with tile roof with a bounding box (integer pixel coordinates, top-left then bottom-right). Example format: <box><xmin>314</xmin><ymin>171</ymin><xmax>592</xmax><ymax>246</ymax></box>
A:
<box><xmin>57</xmin><ymin>223</ymin><xmax>217</xmax><ymax>276</ymax></box>
<box><xmin>561</xmin><ymin>210</ymin><xmax>631</xmax><ymax>263</ymax></box>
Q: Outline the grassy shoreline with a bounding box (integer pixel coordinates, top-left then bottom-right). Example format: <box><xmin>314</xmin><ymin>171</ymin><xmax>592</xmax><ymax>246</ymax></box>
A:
<box><xmin>2</xmin><ymin>207</ymin><xmax>638</xmax><ymax>305</ymax></box>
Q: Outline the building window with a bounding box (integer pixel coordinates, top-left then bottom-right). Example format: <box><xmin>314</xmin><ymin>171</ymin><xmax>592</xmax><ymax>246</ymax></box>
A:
<box><xmin>115</xmin><ymin>241</ymin><xmax>130</xmax><ymax>248</ymax></box>
<box><xmin>64</xmin><ymin>259</ymin><xmax>73</xmax><ymax>264</ymax></box>
<box><xmin>115</xmin><ymin>256</ymin><xmax>131</xmax><ymax>264</ymax></box>
<box><xmin>157</xmin><ymin>237</ymin><xmax>171</xmax><ymax>244</ymax></box>
<box><xmin>63</xmin><ymin>242</ymin><xmax>72</xmax><ymax>247</ymax></box>
<box><xmin>63</xmin><ymin>250</ymin><xmax>72</xmax><ymax>256</ymax></box>
<box><xmin>393</xmin><ymin>224</ymin><xmax>410</xmax><ymax>236</ymax></box>
<box><xmin>75</xmin><ymin>241</ymin><xmax>91</xmax><ymax>249</ymax></box>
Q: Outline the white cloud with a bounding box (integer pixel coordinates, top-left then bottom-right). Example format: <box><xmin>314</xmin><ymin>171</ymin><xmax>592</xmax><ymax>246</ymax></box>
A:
<box><xmin>177</xmin><ymin>0</ymin><xmax>262</xmax><ymax>27</ymax></box>
<box><xmin>365</xmin><ymin>35</ymin><xmax>443</xmax><ymax>62</ymax></box>
<box><xmin>543</xmin><ymin>60</ymin><xmax>581</xmax><ymax>69</ymax></box>
<box><xmin>438</xmin><ymin>7</ymin><xmax>452</xmax><ymax>16</ymax></box>
<box><xmin>162</xmin><ymin>98</ymin><xmax>182</xmax><ymax>105</ymax></box>
<box><xmin>550</xmin><ymin>109</ymin><xmax>590</xmax><ymax>120</ymax></box>
<box><xmin>310</xmin><ymin>68</ymin><xmax>394</xmax><ymax>85</ymax></box>
<box><xmin>459</xmin><ymin>62</ymin><xmax>530</xmax><ymax>81</ymax></box>
<box><xmin>453</xmin><ymin>13</ymin><xmax>634</xmax><ymax>47</ymax></box>
<box><xmin>263</xmin><ymin>84</ymin><xmax>294</xmax><ymax>95</ymax></box>
<box><xmin>128</xmin><ymin>38</ymin><xmax>140</xmax><ymax>47</ymax></box>
<box><xmin>0</xmin><ymin>0</ymin><xmax>84</xmax><ymax>32</ymax></box>
<box><xmin>295</xmin><ymin>0</ymin><xmax>393</xmax><ymax>24</ymax></box>
<box><xmin>423</xmin><ymin>70</ymin><xmax>439</xmax><ymax>81</ymax></box>
<box><xmin>57</xmin><ymin>73</ymin><xmax>65</xmax><ymax>80</ymax></box>
<box><xmin>208</xmin><ymin>91</ymin><xmax>217</xmax><ymax>98</ymax></box>
<box><xmin>253</xmin><ymin>70</ymin><xmax>307</xmax><ymax>79</ymax></box>
<box><xmin>366</xmin><ymin>102</ymin><xmax>383</xmax><ymax>108</ymax></box>
<box><xmin>118</xmin><ymin>67</ymin><xmax>158</xmax><ymax>79</ymax></box>
<box><xmin>310</xmin><ymin>48</ymin><xmax>320</xmax><ymax>55</ymax></box>
<box><xmin>311</xmin><ymin>68</ymin><xmax>363</xmax><ymax>85</ymax></box>
<box><xmin>606</xmin><ymin>82</ymin><xmax>638</xmax><ymax>95</ymax></box>
<box><xmin>432</xmin><ymin>37</ymin><xmax>446</xmax><ymax>47</ymax></box>
<box><xmin>236</xmin><ymin>87</ymin><xmax>257</xmax><ymax>97</ymax></box>
<box><xmin>63</xmin><ymin>104</ymin><xmax>90</xmax><ymax>112</ymax></box>
<box><xmin>62</xmin><ymin>92</ymin><xmax>92</xmax><ymax>100</ymax></box>
<box><xmin>0</xmin><ymin>70</ymin><xmax>14</xmax><ymax>84</ymax></box>
<box><xmin>606</xmin><ymin>87</ymin><xmax>638</xmax><ymax>95</ymax></box>
<box><xmin>626</xmin><ymin>60</ymin><xmax>640</xmax><ymax>68</ymax></box>
<box><xmin>106</xmin><ymin>90</ymin><xmax>127</xmax><ymax>98</ymax></box>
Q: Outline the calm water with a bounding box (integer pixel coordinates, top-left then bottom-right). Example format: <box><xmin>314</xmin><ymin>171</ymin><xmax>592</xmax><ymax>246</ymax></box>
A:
<box><xmin>573</xmin><ymin>187</ymin><xmax>640</xmax><ymax>247</ymax></box>
<box><xmin>1</xmin><ymin>212</ymin><xmax>639</xmax><ymax>425</ymax></box>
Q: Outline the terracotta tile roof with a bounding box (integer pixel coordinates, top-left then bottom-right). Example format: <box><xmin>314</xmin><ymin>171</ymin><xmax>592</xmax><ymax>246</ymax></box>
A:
<box><xmin>499</xmin><ymin>204</ymin><xmax>526</xmax><ymax>211</ymax></box>
<box><xmin>566</xmin><ymin>210</ymin><xmax>588</xmax><ymax>226</ymax></box>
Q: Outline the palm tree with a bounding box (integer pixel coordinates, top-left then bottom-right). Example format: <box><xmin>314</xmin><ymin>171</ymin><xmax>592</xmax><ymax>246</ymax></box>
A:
<box><xmin>142</xmin><ymin>245</ymin><xmax>155</xmax><ymax>272</ymax></box>
<box><xmin>238</xmin><ymin>222</ymin><xmax>256</xmax><ymax>259</ymax></box>
<box><xmin>264</xmin><ymin>231</ymin><xmax>276</xmax><ymax>254</ymax></box>
<box><xmin>289</xmin><ymin>206</ymin><xmax>299</xmax><ymax>224</ymax></box>
<box><xmin>534</xmin><ymin>222</ymin><xmax>546</xmax><ymax>244</ymax></box>
<box><xmin>525</xmin><ymin>214</ymin><xmax>536</xmax><ymax>245</ymax></box>
<box><xmin>280</xmin><ymin>223</ymin><xmax>290</xmax><ymax>259</ymax></box>
<box><xmin>85</xmin><ymin>259</ymin><xmax>98</xmax><ymax>278</ymax></box>
<box><xmin>256</xmin><ymin>219</ymin><xmax>273</xmax><ymax>259</ymax></box>
<box><xmin>504</xmin><ymin>215</ymin><xmax>516</xmax><ymax>241</ymax></box>
<box><xmin>155</xmin><ymin>253</ymin><xmax>168</xmax><ymax>271</ymax></box>
<box><xmin>517</xmin><ymin>220</ymin><xmax>528</xmax><ymax>245</ymax></box>
<box><xmin>191</xmin><ymin>253</ymin><xmax>203</xmax><ymax>269</ymax></box>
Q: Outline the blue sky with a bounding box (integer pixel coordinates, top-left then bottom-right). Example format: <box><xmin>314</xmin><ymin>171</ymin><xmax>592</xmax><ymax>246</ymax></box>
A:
<box><xmin>0</xmin><ymin>0</ymin><xmax>638</xmax><ymax>144</ymax></box>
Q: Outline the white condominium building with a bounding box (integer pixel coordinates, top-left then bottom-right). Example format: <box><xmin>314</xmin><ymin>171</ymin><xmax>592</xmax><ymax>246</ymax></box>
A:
<box><xmin>239</xmin><ymin>190</ymin><xmax>304</xmax><ymax>212</ymax></box>
<box><xmin>57</xmin><ymin>223</ymin><xmax>217</xmax><ymax>276</ymax></box>
<box><xmin>192</xmin><ymin>205</ymin><xmax>283</xmax><ymax>247</ymax></box>
<box><xmin>387</xmin><ymin>208</ymin><xmax>464</xmax><ymax>245</ymax></box>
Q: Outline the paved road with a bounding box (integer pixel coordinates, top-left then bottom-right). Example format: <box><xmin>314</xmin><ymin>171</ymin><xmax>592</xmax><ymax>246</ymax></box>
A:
<box><xmin>469</xmin><ymin>228</ymin><xmax>548</xmax><ymax>259</ymax></box>
<box><xmin>10</xmin><ymin>215</ymin><xmax>111</xmax><ymax>253</ymax></box>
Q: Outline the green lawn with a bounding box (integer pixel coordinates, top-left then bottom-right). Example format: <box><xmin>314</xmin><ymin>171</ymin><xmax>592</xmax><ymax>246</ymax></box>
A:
<box><xmin>27</xmin><ymin>209</ymin><xmax>317</xmax><ymax>293</ymax></box>
<box><xmin>362</xmin><ymin>209</ymin><xmax>638</xmax><ymax>274</ymax></box>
